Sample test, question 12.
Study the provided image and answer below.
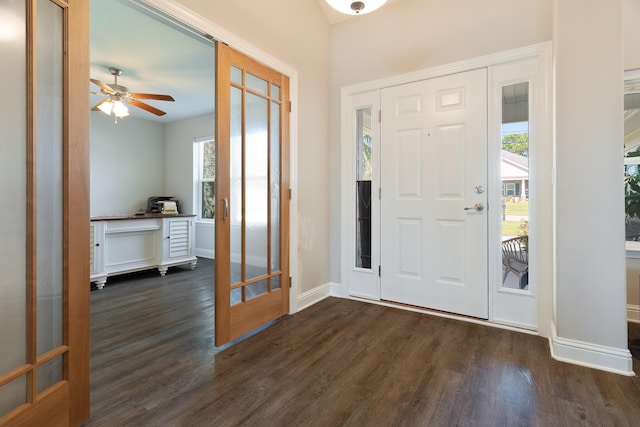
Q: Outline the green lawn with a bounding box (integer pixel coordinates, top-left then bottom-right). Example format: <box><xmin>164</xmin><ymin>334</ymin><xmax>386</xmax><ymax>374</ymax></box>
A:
<box><xmin>502</xmin><ymin>220</ymin><xmax>525</xmax><ymax>236</ymax></box>
<box><xmin>505</xmin><ymin>201</ymin><xmax>529</xmax><ymax>215</ymax></box>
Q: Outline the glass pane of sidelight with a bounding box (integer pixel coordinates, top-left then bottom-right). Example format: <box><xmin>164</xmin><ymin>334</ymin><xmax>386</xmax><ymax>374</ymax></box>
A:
<box><xmin>231</xmin><ymin>66</ymin><xmax>243</xmax><ymax>85</ymax></box>
<box><xmin>246</xmin><ymin>72</ymin><xmax>268</xmax><ymax>95</ymax></box>
<box><xmin>0</xmin><ymin>0</ymin><xmax>27</xmax><ymax>375</ymax></box>
<box><xmin>36</xmin><ymin>355</ymin><xmax>63</xmax><ymax>394</ymax></box>
<box><xmin>0</xmin><ymin>375</ymin><xmax>27</xmax><ymax>418</ymax></box>
<box><xmin>36</xmin><ymin>0</ymin><xmax>64</xmax><ymax>356</ymax></box>
<box><xmin>271</xmin><ymin>101</ymin><xmax>281</xmax><ymax>274</ymax></box>
<box><xmin>355</xmin><ymin>108</ymin><xmax>372</xmax><ymax>269</ymax></box>
<box><xmin>245</xmin><ymin>92</ymin><xmax>269</xmax><ymax>281</ymax></box>
<box><xmin>246</xmin><ymin>279</ymin><xmax>269</xmax><ymax>301</ymax></box>
<box><xmin>500</xmin><ymin>82</ymin><xmax>529</xmax><ymax>290</ymax></box>
<box><xmin>230</xmin><ymin>86</ymin><xmax>243</xmax><ymax>286</ymax></box>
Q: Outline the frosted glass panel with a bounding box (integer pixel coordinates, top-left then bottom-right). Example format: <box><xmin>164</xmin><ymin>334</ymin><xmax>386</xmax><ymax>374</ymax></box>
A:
<box><xmin>0</xmin><ymin>0</ymin><xmax>27</xmax><ymax>375</ymax></box>
<box><xmin>271</xmin><ymin>101</ymin><xmax>281</xmax><ymax>273</ymax></box>
<box><xmin>246</xmin><ymin>279</ymin><xmax>268</xmax><ymax>300</ymax></box>
<box><xmin>36</xmin><ymin>0</ymin><xmax>64</xmax><ymax>356</ymax></box>
<box><xmin>0</xmin><ymin>375</ymin><xmax>27</xmax><ymax>418</ymax></box>
<box><xmin>230</xmin><ymin>86</ymin><xmax>243</xmax><ymax>285</ymax></box>
<box><xmin>246</xmin><ymin>72</ymin><xmax>268</xmax><ymax>95</ymax></box>
<box><xmin>245</xmin><ymin>92</ymin><xmax>269</xmax><ymax>280</ymax></box>
<box><xmin>231</xmin><ymin>66</ymin><xmax>242</xmax><ymax>85</ymax></box>
<box><xmin>37</xmin><ymin>355</ymin><xmax>63</xmax><ymax>394</ymax></box>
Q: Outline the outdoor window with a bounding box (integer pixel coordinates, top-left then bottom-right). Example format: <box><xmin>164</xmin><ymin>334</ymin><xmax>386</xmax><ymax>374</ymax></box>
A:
<box><xmin>355</xmin><ymin>107</ymin><xmax>372</xmax><ymax>269</ymax></box>
<box><xmin>196</xmin><ymin>138</ymin><xmax>215</xmax><ymax>220</ymax></box>
<box><xmin>500</xmin><ymin>82</ymin><xmax>529</xmax><ymax>290</ymax></box>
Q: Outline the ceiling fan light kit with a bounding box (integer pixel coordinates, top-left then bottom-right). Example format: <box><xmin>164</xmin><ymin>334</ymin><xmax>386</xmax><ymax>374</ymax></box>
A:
<box><xmin>325</xmin><ymin>0</ymin><xmax>387</xmax><ymax>15</ymax></box>
<box><xmin>90</xmin><ymin>66</ymin><xmax>175</xmax><ymax>122</ymax></box>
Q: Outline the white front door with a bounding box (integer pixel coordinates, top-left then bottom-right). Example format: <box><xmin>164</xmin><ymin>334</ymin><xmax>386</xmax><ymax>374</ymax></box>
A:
<box><xmin>380</xmin><ymin>69</ymin><xmax>488</xmax><ymax>318</ymax></box>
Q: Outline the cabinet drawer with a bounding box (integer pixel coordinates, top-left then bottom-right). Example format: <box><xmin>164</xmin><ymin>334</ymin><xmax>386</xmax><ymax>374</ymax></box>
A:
<box><xmin>105</xmin><ymin>219</ymin><xmax>161</xmax><ymax>233</ymax></box>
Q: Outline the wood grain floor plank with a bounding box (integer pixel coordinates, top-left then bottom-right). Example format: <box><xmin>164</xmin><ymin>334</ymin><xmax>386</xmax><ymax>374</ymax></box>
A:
<box><xmin>86</xmin><ymin>261</ymin><xmax>640</xmax><ymax>426</ymax></box>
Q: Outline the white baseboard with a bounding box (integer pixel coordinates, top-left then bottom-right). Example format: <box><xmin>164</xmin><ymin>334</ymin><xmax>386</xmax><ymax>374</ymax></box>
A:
<box><xmin>629</xmin><ymin>304</ymin><xmax>640</xmax><ymax>323</ymax></box>
<box><xmin>297</xmin><ymin>282</ymin><xmax>331</xmax><ymax>311</ymax></box>
<box><xmin>330</xmin><ymin>281</ymin><xmax>342</xmax><ymax>297</ymax></box>
<box><xmin>195</xmin><ymin>249</ymin><xmax>214</xmax><ymax>259</ymax></box>
<box><xmin>549</xmin><ymin>323</ymin><xmax>634</xmax><ymax>376</ymax></box>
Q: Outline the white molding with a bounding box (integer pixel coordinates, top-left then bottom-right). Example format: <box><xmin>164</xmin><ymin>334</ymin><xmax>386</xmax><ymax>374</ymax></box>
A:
<box><xmin>342</xmin><ymin>42</ymin><xmax>552</xmax><ymax>96</ymax></box>
<box><xmin>629</xmin><ymin>304</ymin><xmax>640</xmax><ymax>323</ymax></box>
<box><xmin>330</xmin><ymin>281</ymin><xmax>342</xmax><ymax>297</ymax></box>
<box><xmin>549</xmin><ymin>323</ymin><xmax>634</xmax><ymax>376</ymax></box>
<box><xmin>297</xmin><ymin>283</ymin><xmax>331</xmax><ymax>312</ymax></box>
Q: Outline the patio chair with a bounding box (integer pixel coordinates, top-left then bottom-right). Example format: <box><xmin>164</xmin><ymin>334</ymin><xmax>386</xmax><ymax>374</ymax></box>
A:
<box><xmin>502</xmin><ymin>235</ymin><xmax>528</xmax><ymax>289</ymax></box>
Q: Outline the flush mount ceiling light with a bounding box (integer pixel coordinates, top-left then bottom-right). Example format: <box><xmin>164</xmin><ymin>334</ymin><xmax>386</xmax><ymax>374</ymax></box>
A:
<box><xmin>325</xmin><ymin>0</ymin><xmax>387</xmax><ymax>15</ymax></box>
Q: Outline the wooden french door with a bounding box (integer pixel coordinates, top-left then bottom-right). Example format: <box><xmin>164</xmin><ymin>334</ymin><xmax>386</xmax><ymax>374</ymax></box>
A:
<box><xmin>0</xmin><ymin>1</ymin><xmax>90</xmax><ymax>426</ymax></box>
<box><xmin>215</xmin><ymin>44</ymin><xmax>290</xmax><ymax>346</ymax></box>
<box><xmin>380</xmin><ymin>69</ymin><xmax>489</xmax><ymax>319</ymax></box>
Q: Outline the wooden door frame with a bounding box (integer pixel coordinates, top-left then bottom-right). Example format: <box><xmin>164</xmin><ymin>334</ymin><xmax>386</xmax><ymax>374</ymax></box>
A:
<box><xmin>0</xmin><ymin>1</ymin><xmax>90</xmax><ymax>426</ymax></box>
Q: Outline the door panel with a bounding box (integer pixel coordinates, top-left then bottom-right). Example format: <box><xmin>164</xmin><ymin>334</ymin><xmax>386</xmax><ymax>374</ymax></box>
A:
<box><xmin>381</xmin><ymin>69</ymin><xmax>488</xmax><ymax>319</ymax></box>
<box><xmin>0</xmin><ymin>0</ymin><xmax>90</xmax><ymax>425</ymax></box>
<box><xmin>215</xmin><ymin>44</ymin><xmax>290</xmax><ymax>345</ymax></box>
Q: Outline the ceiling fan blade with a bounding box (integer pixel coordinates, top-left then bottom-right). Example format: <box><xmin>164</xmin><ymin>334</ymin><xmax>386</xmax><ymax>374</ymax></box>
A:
<box><xmin>129</xmin><ymin>93</ymin><xmax>175</xmax><ymax>102</ymax></box>
<box><xmin>90</xmin><ymin>78</ymin><xmax>113</xmax><ymax>94</ymax></box>
<box><xmin>91</xmin><ymin>99</ymin><xmax>110</xmax><ymax>112</ymax></box>
<box><xmin>129</xmin><ymin>99</ymin><xmax>167</xmax><ymax>116</ymax></box>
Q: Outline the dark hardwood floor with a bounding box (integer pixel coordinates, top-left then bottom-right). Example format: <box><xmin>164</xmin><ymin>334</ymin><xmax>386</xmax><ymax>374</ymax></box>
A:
<box><xmin>87</xmin><ymin>262</ymin><xmax>640</xmax><ymax>426</ymax></box>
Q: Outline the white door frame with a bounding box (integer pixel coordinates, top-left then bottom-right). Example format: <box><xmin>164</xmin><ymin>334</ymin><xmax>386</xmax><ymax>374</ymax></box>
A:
<box><xmin>339</xmin><ymin>42</ymin><xmax>553</xmax><ymax>337</ymax></box>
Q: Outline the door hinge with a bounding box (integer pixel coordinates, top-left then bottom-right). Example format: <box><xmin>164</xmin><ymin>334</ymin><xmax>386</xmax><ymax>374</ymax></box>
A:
<box><xmin>289</xmin><ymin>101</ymin><xmax>292</xmax><ymax>112</ymax></box>
<box><xmin>289</xmin><ymin>276</ymin><xmax>292</xmax><ymax>288</ymax></box>
<box><xmin>379</xmin><ymin>187</ymin><xmax>381</xmax><ymax>200</ymax></box>
<box><xmin>289</xmin><ymin>188</ymin><xmax>292</xmax><ymax>200</ymax></box>
<box><xmin>378</xmin><ymin>109</ymin><xmax>381</xmax><ymax>123</ymax></box>
<box><xmin>378</xmin><ymin>265</ymin><xmax>381</xmax><ymax>277</ymax></box>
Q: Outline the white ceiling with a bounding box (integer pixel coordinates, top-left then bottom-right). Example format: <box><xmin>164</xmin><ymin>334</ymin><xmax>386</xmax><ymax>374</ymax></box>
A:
<box><xmin>89</xmin><ymin>0</ymin><xmax>401</xmax><ymax>123</ymax></box>
<box><xmin>90</xmin><ymin>0</ymin><xmax>215</xmax><ymax>123</ymax></box>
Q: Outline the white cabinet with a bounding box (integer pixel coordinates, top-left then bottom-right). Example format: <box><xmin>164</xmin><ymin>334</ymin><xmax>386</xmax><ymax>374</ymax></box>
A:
<box><xmin>90</xmin><ymin>221</ymin><xmax>107</xmax><ymax>289</ymax></box>
<box><xmin>158</xmin><ymin>217</ymin><xmax>197</xmax><ymax>276</ymax></box>
<box><xmin>90</xmin><ymin>215</ymin><xmax>197</xmax><ymax>289</ymax></box>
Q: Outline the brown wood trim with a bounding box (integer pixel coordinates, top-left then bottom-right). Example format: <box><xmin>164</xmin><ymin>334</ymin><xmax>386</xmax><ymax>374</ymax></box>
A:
<box><xmin>229</xmin><ymin>289</ymin><xmax>286</xmax><ymax>340</ymax></box>
<box><xmin>66</xmin><ymin>0</ymin><xmax>91</xmax><ymax>425</ymax></box>
<box><xmin>26</xmin><ymin>0</ymin><xmax>37</xmax><ymax>405</ymax></box>
<box><xmin>0</xmin><ymin>365</ymin><xmax>31</xmax><ymax>389</ymax></box>
<box><xmin>215</xmin><ymin>42</ymin><xmax>231</xmax><ymax>346</ymax></box>
<box><xmin>0</xmin><ymin>381</ymin><xmax>69</xmax><ymax>427</ymax></box>
<box><xmin>35</xmin><ymin>346</ymin><xmax>69</xmax><ymax>367</ymax></box>
<box><xmin>280</xmin><ymin>73</ymin><xmax>290</xmax><ymax>314</ymax></box>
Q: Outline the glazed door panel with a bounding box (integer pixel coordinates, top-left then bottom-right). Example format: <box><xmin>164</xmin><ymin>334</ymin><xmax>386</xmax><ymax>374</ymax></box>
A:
<box><xmin>0</xmin><ymin>1</ymin><xmax>90</xmax><ymax>426</ymax></box>
<box><xmin>215</xmin><ymin>44</ymin><xmax>290</xmax><ymax>345</ymax></box>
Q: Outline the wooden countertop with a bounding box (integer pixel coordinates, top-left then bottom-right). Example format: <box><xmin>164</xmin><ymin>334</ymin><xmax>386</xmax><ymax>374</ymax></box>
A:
<box><xmin>91</xmin><ymin>213</ymin><xmax>196</xmax><ymax>221</ymax></box>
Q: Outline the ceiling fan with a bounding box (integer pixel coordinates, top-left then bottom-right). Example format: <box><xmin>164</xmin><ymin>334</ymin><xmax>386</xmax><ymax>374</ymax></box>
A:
<box><xmin>90</xmin><ymin>66</ymin><xmax>175</xmax><ymax>118</ymax></box>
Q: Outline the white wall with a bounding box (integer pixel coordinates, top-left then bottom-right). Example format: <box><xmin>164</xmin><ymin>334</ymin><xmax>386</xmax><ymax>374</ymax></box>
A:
<box><xmin>164</xmin><ymin>112</ymin><xmax>215</xmax><ymax>213</ymax></box>
<box><xmin>625</xmin><ymin>0</ymin><xmax>640</xmax><ymax>71</ymax></box>
<box><xmin>90</xmin><ymin>113</ymin><xmax>166</xmax><ymax>216</ymax></box>
<box><xmin>174</xmin><ymin>0</ymin><xmax>331</xmax><ymax>293</ymax></box>
<box><xmin>553</xmin><ymin>0</ymin><xmax>629</xmax><ymax>368</ymax></box>
<box><xmin>165</xmin><ymin>113</ymin><xmax>215</xmax><ymax>257</ymax></box>
<box><xmin>328</xmin><ymin>0</ymin><xmax>553</xmax><ymax>282</ymax></box>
